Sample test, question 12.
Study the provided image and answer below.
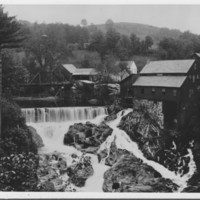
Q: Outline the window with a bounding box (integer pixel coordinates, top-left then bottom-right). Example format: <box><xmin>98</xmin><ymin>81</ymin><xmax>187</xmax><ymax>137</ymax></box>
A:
<box><xmin>162</xmin><ymin>88</ymin><xmax>166</xmax><ymax>95</ymax></box>
<box><xmin>141</xmin><ymin>88</ymin><xmax>144</xmax><ymax>94</ymax></box>
<box><xmin>193</xmin><ymin>75</ymin><xmax>195</xmax><ymax>83</ymax></box>
<box><xmin>189</xmin><ymin>89</ymin><xmax>194</xmax><ymax>98</ymax></box>
<box><xmin>197</xmin><ymin>74</ymin><xmax>199</xmax><ymax>80</ymax></box>
<box><xmin>189</xmin><ymin>75</ymin><xmax>192</xmax><ymax>79</ymax></box>
<box><xmin>152</xmin><ymin>88</ymin><xmax>156</xmax><ymax>94</ymax></box>
<box><xmin>173</xmin><ymin>89</ymin><xmax>177</xmax><ymax>96</ymax></box>
<box><xmin>194</xmin><ymin>63</ymin><xmax>197</xmax><ymax>70</ymax></box>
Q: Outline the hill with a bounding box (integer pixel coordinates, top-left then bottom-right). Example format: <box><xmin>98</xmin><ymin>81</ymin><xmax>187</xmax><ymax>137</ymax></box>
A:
<box><xmin>92</xmin><ymin>22</ymin><xmax>182</xmax><ymax>44</ymax></box>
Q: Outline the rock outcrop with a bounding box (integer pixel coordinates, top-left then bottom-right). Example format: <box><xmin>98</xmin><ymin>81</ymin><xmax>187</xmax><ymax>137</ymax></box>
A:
<box><xmin>103</xmin><ymin>154</ymin><xmax>178</xmax><ymax>192</ymax></box>
<box><xmin>64</xmin><ymin>121</ymin><xmax>113</xmax><ymax>153</ymax></box>
<box><xmin>37</xmin><ymin>151</ymin><xmax>93</xmax><ymax>191</ymax></box>
<box><xmin>66</xmin><ymin>155</ymin><xmax>94</xmax><ymax>187</ymax></box>
<box><xmin>28</xmin><ymin>126</ymin><xmax>44</xmax><ymax>148</ymax></box>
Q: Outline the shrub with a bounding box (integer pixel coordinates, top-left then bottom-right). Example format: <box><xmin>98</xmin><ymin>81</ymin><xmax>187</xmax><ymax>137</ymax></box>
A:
<box><xmin>0</xmin><ymin>152</ymin><xmax>38</xmax><ymax>191</ymax></box>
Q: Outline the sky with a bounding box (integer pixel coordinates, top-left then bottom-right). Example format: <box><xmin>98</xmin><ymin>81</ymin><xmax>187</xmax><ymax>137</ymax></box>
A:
<box><xmin>3</xmin><ymin>4</ymin><xmax>200</xmax><ymax>34</ymax></box>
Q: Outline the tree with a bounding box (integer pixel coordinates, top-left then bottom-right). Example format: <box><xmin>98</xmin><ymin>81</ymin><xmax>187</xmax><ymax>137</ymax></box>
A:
<box><xmin>0</xmin><ymin>6</ymin><xmax>25</xmax><ymax>49</ymax></box>
<box><xmin>2</xmin><ymin>50</ymin><xmax>29</xmax><ymax>96</ymax></box>
<box><xmin>0</xmin><ymin>6</ymin><xmax>26</xmax><ymax>137</ymax></box>
<box><xmin>88</xmin><ymin>30</ymin><xmax>106</xmax><ymax>58</ymax></box>
<box><xmin>116</xmin><ymin>35</ymin><xmax>131</xmax><ymax>60</ymax></box>
<box><xmin>105</xmin><ymin>28</ymin><xmax>120</xmax><ymax>55</ymax></box>
<box><xmin>81</xmin><ymin>19</ymin><xmax>88</xmax><ymax>27</ymax></box>
<box><xmin>130</xmin><ymin>33</ymin><xmax>141</xmax><ymax>55</ymax></box>
<box><xmin>144</xmin><ymin>36</ymin><xmax>153</xmax><ymax>52</ymax></box>
<box><xmin>105</xmin><ymin>19</ymin><xmax>114</xmax><ymax>30</ymax></box>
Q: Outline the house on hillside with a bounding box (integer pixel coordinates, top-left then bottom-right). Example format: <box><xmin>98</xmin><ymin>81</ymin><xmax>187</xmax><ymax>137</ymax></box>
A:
<box><xmin>61</xmin><ymin>64</ymin><xmax>99</xmax><ymax>82</ymax></box>
<box><xmin>132</xmin><ymin>58</ymin><xmax>200</xmax><ymax>128</ymax></box>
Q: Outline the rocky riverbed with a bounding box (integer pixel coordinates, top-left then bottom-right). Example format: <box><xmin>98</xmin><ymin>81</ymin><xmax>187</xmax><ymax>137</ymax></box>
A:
<box><xmin>30</xmin><ymin>102</ymin><xmax>199</xmax><ymax>192</ymax></box>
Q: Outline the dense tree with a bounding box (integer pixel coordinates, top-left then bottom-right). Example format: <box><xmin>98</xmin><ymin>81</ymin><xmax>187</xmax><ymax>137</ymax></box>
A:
<box><xmin>105</xmin><ymin>28</ymin><xmax>120</xmax><ymax>55</ymax></box>
<box><xmin>88</xmin><ymin>30</ymin><xmax>105</xmax><ymax>57</ymax></box>
<box><xmin>105</xmin><ymin>19</ymin><xmax>114</xmax><ymax>30</ymax></box>
<box><xmin>116</xmin><ymin>35</ymin><xmax>131</xmax><ymax>60</ymax></box>
<box><xmin>0</xmin><ymin>6</ymin><xmax>25</xmax><ymax>49</ymax></box>
<box><xmin>2</xmin><ymin>50</ymin><xmax>29</xmax><ymax>96</ymax></box>
<box><xmin>130</xmin><ymin>33</ymin><xmax>141</xmax><ymax>55</ymax></box>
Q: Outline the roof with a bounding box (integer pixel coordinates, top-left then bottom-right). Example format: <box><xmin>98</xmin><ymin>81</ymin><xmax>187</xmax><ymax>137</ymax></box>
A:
<box><xmin>115</xmin><ymin>61</ymin><xmax>137</xmax><ymax>74</ymax></box>
<box><xmin>140</xmin><ymin>60</ymin><xmax>195</xmax><ymax>74</ymax></box>
<box><xmin>195</xmin><ymin>53</ymin><xmax>200</xmax><ymax>58</ymax></box>
<box><xmin>62</xmin><ymin>64</ymin><xmax>77</xmax><ymax>73</ymax></box>
<box><xmin>62</xmin><ymin>64</ymin><xmax>98</xmax><ymax>76</ymax></box>
<box><xmin>133</xmin><ymin>76</ymin><xmax>187</xmax><ymax>88</ymax></box>
<box><xmin>72</xmin><ymin>68</ymin><xmax>98</xmax><ymax>76</ymax></box>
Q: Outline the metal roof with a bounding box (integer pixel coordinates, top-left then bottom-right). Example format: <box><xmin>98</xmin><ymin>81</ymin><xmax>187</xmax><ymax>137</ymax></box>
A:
<box><xmin>133</xmin><ymin>76</ymin><xmax>187</xmax><ymax>88</ymax></box>
<box><xmin>115</xmin><ymin>61</ymin><xmax>137</xmax><ymax>74</ymax></box>
<box><xmin>73</xmin><ymin>68</ymin><xmax>98</xmax><ymax>75</ymax></box>
<box><xmin>140</xmin><ymin>60</ymin><xmax>195</xmax><ymax>74</ymax></box>
<box><xmin>195</xmin><ymin>53</ymin><xmax>200</xmax><ymax>58</ymax></box>
<box><xmin>62</xmin><ymin>64</ymin><xmax>77</xmax><ymax>73</ymax></box>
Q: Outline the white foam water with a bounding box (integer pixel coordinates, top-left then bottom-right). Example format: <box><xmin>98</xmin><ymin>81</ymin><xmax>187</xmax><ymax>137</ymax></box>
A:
<box><xmin>99</xmin><ymin>109</ymin><xmax>196</xmax><ymax>192</ymax></box>
<box><xmin>23</xmin><ymin>107</ymin><xmax>196</xmax><ymax>192</ymax></box>
<box><xmin>24</xmin><ymin>107</ymin><xmax>109</xmax><ymax>192</ymax></box>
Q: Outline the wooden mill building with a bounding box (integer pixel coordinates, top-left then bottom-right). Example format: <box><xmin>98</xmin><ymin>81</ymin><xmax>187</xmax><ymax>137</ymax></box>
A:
<box><xmin>132</xmin><ymin>56</ymin><xmax>200</xmax><ymax>129</ymax></box>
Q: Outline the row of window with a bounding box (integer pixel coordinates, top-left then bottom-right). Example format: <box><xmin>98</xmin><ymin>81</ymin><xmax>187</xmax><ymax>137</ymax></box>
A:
<box><xmin>189</xmin><ymin>74</ymin><xmax>199</xmax><ymax>83</ymax></box>
<box><xmin>140</xmin><ymin>88</ymin><xmax>194</xmax><ymax>98</ymax></box>
<box><xmin>140</xmin><ymin>88</ymin><xmax>177</xmax><ymax>96</ymax></box>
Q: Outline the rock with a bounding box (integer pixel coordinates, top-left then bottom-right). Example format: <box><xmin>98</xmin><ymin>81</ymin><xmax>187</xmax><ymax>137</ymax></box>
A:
<box><xmin>63</xmin><ymin>121</ymin><xmax>113</xmax><ymax>153</ymax></box>
<box><xmin>104</xmin><ymin>113</ymin><xmax>117</xmax><ymax>122</ymax></box>
<box><xmin>71</xmin><ymin>153</ymin><xmax>78</xmax><ymax>159</ymax></box>
<box><xmin>37</xmin><ymin>152</ymin><xmax>69</xmax><ymax>191</ymax></box>
<box><xmin>103</xmin><ymin>155</ymin><xmax>178</xmax><ymax>192</ymax></box>
<box><xmin>183</xmin><ymin>172</ymin><xmax>200</xmax><ymax>192</ymax></box>
<box><xmin>41</xmin><ymin>180</ymin><xmax>56</xmax><ymax>191</ymax></box>
<box><xmin>98</xmin><ymin>139</ymin><xmax>131</xmax><ymax>166</ymax></box>
<box><xmin>28</xmin><ymin>126</ymin><xmax>44</xmax><ymax>148</ymax></box>
<box><xmin>67</xmin><ymin>155</ymin><xmax>94</xmax><ymax>187</ymax></box>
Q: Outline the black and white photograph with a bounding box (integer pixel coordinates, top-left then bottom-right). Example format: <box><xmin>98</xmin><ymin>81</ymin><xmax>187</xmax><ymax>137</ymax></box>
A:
<box><xmin>1</xmin><ymin>1</ymin><xmax>200</xmax><ymax>198</ymax></box>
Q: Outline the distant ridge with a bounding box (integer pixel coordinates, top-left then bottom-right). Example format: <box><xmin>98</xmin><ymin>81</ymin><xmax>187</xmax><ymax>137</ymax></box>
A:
<box><xmin>91</xmin><ymin>22</ymin><xmax>182</xmax><ymax>43</ymax></box>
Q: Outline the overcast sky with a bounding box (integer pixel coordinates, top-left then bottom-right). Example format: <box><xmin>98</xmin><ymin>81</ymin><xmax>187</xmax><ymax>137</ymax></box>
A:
<box><xmin>3</xmin><ymin>4</ymin><xmax>200</xmax><ymax>34</ymax></box>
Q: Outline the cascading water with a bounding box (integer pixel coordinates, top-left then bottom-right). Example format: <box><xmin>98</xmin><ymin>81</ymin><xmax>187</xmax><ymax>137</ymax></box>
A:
<box><xmin>22</xmin><ymin>107</ymin><xmax>107</xmax><ymax>123</ymax></box>
<box><xmin>22</xmin><ymin>106</ymin><xmax>109</xmax><ymax>192</ymax></box>
<box><xmin>98</xmin><ymin>109</ymin><xmax>196</xmax><ymax>192</ymax></box>
<box><xmin>22</xmin><ymin>107</ymin><xmax>196</xmax><ymax>192</ymax></box>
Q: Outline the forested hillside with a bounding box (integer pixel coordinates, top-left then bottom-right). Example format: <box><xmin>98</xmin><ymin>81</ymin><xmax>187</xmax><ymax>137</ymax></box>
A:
<box><xmin>93</xmin><ymin>22</ymin><xmax>182</xmax><ymax>43</ymax></box>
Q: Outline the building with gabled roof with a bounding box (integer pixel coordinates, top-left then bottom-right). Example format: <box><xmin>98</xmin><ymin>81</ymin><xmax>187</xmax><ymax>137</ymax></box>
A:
<box><xmin>140</xmin><ymin>60</ymin><xmax>195</xmax><ymax>74</ymax></box>
<box><xmin>61</xmin><ymin>64</ymin><xmax>98</xmax><ymax>81</ymax></box>
<box><xmin>62</xmin><ymin>64</ymin><xmax>77</xmax><ymax>74</ymax></box>
<box><xmin>132</xmin><ymin>57</ymin><xmax>200</xmax><ymax>129</ymax></box>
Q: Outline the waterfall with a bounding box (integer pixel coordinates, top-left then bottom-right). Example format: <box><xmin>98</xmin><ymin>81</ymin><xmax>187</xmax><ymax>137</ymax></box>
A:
<box><xmin>22</xmin><ymin>106</ymin><xmax>196</xmax><ymax>192</ymax></box>
<box><xmin>22</xmin><ymin>107</ymin><xmax>108</xmax><ymax>123</ymax></box>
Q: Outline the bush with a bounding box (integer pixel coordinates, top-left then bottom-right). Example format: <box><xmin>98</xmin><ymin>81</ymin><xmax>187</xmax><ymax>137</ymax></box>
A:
<box><xmin>0</xmin><ymin>98</ymin><xmax>38</xmax><ymax>191</ymax></box>
<box><xmin>0</xmin><ymin>153</ymin><xmax>38</xmax><ymax>191</ymax></box>
<box><xmin>1</xmin><ymin>98</ymin><xmax>37</xmax><ymax>155</ymax></box>
<box><xmin>1</xmin><ymin>98</ymin><xmax>26</xmax><ymax>131</ymax></box>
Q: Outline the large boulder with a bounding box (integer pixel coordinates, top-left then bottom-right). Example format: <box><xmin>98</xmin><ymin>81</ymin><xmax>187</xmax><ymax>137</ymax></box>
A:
<box><xmin>118</xmin><ymin>100</ymin><xmax>193</xmax><ymax>176</ymax></box>
<box><xmin>103</xmin><ymin>155</ymin><xmax>178</xmax><ymax>192</ymax></box>
<box><xmin>28</xmin><ymin>126</ymin><xmax>44</xmax><ymax>148</ymax></box>
<box><xmin>118</xmin><ymin>109</ymin><xmax>165</xmax><ymax>161</ymax></box>
<box><xmin>64</xmin><ymin>121</ymin><xmax>113</xmax><ymax>153</ymax></box>
<box><xmin>98</xmin><ymin>140</ymin><xmax>131</xmax><ymax>166</ymax></box>
<box><xmin>66</xmin><ymin>155</ymin><xmax>94</xmax><ymax>187</ymax></box>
